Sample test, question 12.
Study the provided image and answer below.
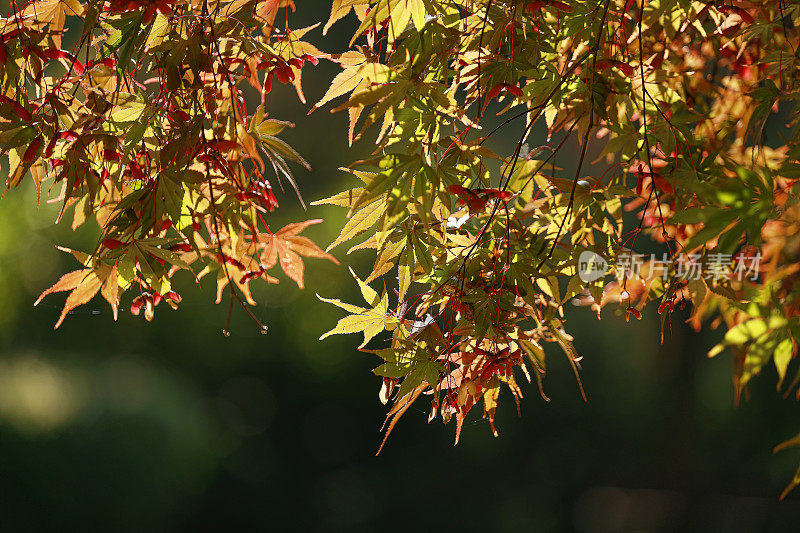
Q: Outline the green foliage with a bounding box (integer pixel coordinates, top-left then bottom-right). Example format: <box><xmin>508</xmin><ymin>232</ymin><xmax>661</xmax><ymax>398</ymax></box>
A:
<box><xmin>4</xmin><ymin>0</ymin><xmax>800</xmax><ymax>498</ymax></box>
<box><xmin>310</xmin><ymin>0</ymin><xmax>800</xmax><ymax>489</ymax></box>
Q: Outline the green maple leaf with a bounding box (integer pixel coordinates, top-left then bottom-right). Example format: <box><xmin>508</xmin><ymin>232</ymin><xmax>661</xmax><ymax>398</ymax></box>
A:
<box><xmin>318</xmin><ymin>268</ymin><xmax>395</xmax><ymax>347</ymax></box>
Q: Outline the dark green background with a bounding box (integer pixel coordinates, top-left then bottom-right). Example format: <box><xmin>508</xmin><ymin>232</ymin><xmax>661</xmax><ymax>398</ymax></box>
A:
<box><xmin>1</xmin><ymin>7</ymin><xmax>800</xmax><ymax>532</ymax></box>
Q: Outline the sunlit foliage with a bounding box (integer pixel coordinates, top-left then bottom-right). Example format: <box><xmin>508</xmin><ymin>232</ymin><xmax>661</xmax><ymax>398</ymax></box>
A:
<box><xmin>3</xmin><ymin>0</ymin><xmax>800</xmax><ymax>497</ymax></box>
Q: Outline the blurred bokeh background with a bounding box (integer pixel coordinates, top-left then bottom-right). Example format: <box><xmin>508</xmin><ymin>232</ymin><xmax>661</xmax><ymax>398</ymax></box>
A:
<box><xmin>2</xmin><ymin>7</ymin><xmax>800</xmax><ymax>532</ymax></box>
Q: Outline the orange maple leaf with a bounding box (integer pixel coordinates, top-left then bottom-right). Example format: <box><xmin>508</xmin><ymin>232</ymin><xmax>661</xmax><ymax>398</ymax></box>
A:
<box><xmin>259</xmin><ymin>219</ymin><xmax>340</xmax><ymax>289</ymax></box>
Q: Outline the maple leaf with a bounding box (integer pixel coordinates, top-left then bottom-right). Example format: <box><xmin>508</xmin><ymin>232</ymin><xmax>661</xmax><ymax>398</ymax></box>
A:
<box><xmin>201</xmin><ymin>232</ymin><xmax>275</xmax><ymax>306</ymax></box>
<box><xmin>22</xmin><ymin>0</ymin><xmax>84</xmax><ymax>37</ymax></box>
<box><xmin>325</xmin><ymin>198</ymin><xmax>386</xmax><ymax>252</ymax></box>
<box><xmin>34</xmin><ymin>248</ymin><xmax>119</xmax><ymax>328</ymax></box>
<box><xmin>212</xmin><ymin>253</ymin><xmax>273</xmax><ymax>306</ymax></box>
<box><xmin>259</xmin><ymin>219</ymin><xmax>340</xmax><ymax>289</ymax></box>
<box><xmin>318</xmin><ymin>268</ymin><xmax>394</xmax><ymax>347</ymax></box>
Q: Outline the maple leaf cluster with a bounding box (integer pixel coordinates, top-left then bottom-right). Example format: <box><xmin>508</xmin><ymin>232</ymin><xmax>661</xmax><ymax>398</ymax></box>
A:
<box><xmin>4</xmin><ymin>0</ymin><xmax>800</xmax><ymax>500</ymax></box>
<box><xmin>308</xmin><ymin>0</ymin><xmax>800</xmax><ymax>494</ymax></box>
<box><xmin>1</xmin><ymin>0</ymin><xmax>336</xmax><ymax>330</ymax></box>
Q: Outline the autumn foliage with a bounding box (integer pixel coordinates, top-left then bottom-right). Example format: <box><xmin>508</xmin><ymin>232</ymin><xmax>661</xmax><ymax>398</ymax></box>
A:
<box><xmin>3</xmin><ymin>0</ymin><xmax>800</xmax><ymax>498</ymax></box>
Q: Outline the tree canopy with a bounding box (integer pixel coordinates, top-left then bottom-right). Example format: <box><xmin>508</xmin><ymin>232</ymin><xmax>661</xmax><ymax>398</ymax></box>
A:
<box><xmin>3</xmin><ymin>0</ymin><xmax>800</xmax><ymax>497</ymax></box>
